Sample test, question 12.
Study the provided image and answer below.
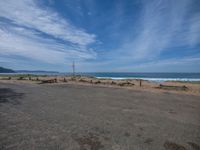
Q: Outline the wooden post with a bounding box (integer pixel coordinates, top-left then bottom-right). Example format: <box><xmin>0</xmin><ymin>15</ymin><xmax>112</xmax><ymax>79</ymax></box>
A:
<box><xmin>140</xmin><ymin>79</ymin><xmax>142</xmax><ymax>87</ymax></box>
<box><xmin>72</xmin><ymin>61</ymin><xmax>75</xmax><ymax>77</ymax></box>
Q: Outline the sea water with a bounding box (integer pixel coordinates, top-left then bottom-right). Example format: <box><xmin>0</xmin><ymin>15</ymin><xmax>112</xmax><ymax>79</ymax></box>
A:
<box><xmin>2</xmin><ymin>72</ymin><xmax>200</xmax><ymax>82</ymax></box>
<box><xmin>75</xmin><ymin>72</ymin><xmax>200</xmax><ymax>82</ymax></box>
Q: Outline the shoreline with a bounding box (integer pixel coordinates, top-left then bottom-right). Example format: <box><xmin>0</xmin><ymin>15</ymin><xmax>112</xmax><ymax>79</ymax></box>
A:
<box><xmin>1</xmin><ymin>73</ymin><xmax>200</xmax><ymax>82</ymax></box>
<box><xmin>0</xmin><ymin>74</ymin><xmax>200</xmax><ymax>96</ymax></box>
<box><xmin>96</xmin><ymin>77</ymin><xmax>200</xmax><ymax>82</ymax></box>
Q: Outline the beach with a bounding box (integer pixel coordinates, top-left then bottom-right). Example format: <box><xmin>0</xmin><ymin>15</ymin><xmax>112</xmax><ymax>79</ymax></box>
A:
<box><xmin>0</xmin><ymin>75</ymin><xmax>200</xmax><ymax>95</ymax></box>
<box><xmin>0</xmin><ymin>78</ymin><xmax>200</xmax><ymax>150</ymax></box>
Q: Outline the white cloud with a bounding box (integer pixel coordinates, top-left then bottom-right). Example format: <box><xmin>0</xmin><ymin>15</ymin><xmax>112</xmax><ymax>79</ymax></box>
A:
<box><xmin>188</xmin><ymin>13</ymin><xmax>200</xmax><ymax>46</ymax></box>
<box><xmin>0</xmin><ymin>26</ymin><xmax>96</xmax><ymax>63</ymax></box>
<box><xmin>0</xmin><ymin>0</ymin><xmax>96</xmax><ymax>46</ymax></box>
<box><xmin>112</xmin><ymin>56</ymin><xmax>200</xmax><ymax>72</ymax></box>
<box><xmin>119</xmin><ymin>0</ymin><xmax>200</xmax><ymax>60</ymax></box>
<box><xmin>0</xmin><ymin>0</ymin><xmax>199</xmax><ymax>72</ymax></box>
<box><xmin>0</xmin><ymin>0</ymin><xmax>97</xmax><ymax>65</ymax></box>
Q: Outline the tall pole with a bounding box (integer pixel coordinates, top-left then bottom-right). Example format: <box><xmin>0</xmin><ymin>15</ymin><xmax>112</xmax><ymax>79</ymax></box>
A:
<box><xmin>72</xmin><ymin>61</ymin><xmax>75</xmax><ymax>77</ymax></box>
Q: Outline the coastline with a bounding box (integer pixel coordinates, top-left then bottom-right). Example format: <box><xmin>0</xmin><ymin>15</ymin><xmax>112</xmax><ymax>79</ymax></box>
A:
<box><xmin>0</xmin><ymin>74</ymin><xmax>200</xmax><ymax>95</ymax></box>
<box><xmin>96</xmin><ymin>77</ymin><xmax>200</xmax><ymax>82</ymax></box>
<box><xmin>1</xmin><ymin>72</ymin><xmax>200</xmax><ymax>82</ymax></box>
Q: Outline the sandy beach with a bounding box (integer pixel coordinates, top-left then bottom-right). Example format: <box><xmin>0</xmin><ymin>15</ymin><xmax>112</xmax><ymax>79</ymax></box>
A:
<box><xmin>0</xmin><ymin>79</ymin><xmax>200</xmax><ymax>150</ymax></box>
<box><xmin>0</xmin><ymin>75</ymin><xmax>200</xmax><ymax>95</ymax></box>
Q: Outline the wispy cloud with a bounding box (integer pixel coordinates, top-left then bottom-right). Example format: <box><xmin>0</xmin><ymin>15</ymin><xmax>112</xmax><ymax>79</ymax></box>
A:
<box><xmin>0</xmin><ymin>0</ymin><xmax>96</xmax><ymax>45</ymax></box>
<box><xmin>0</xmin><ymin>27</ymin><xmax>96</xmax><ymax>63</ymax></box>
<box><xmin>118</xmin><ymin>0</ymin><xmax>200</xmax><ymax>60</ymax></box>
<box><xmin>188</xmin><ymin>13</ymin><xmax>200</xmax><ymax>46</ymax></box>
<box><xmin>0</xmin><ymin>0</ymin><xmax>199</xmax><ymax>72</ymax></box>
<box><xmin>110</xmin><ymin>55</ymin><xmax>200</xmax><ymax>72</ymax></box>
<box><xmin>0</xmin><ymin>0</ymin><xmax>96</xmax><ymax>65</ymax></box>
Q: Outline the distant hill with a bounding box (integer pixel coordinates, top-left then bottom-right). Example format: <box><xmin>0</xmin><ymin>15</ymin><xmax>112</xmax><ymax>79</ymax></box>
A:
<box><xmin>0</xmin><ymin>67</ymin><xmax>15</xmax><ymax>73</ymax></box>
<box><xmin>0</xmin><ymin>67</ymin><xmax>59</xmax><ymax>74</ymax></box>
<box><xmin>16</xmin><ymin>70</ymin><xmax>59</xmax><ymax>74</ymax></box>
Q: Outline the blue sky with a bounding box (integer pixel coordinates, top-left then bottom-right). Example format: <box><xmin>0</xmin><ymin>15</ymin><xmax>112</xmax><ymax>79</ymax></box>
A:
<box><xmin>0</xmin><ymin>0</ymin><xmax>200</xmax><ymax>72</ymax></box>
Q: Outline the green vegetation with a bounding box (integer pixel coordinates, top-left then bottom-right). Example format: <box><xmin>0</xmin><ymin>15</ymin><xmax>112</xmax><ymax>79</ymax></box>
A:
<box><xmin>0</xmin><ymin>67</ymin><xmax>15</xmax><ymax>73</ymax></box>
<box><xmin>0</xmin><ymin>74</ymin><xmax>48</xmax><ymax>77</ymax></box>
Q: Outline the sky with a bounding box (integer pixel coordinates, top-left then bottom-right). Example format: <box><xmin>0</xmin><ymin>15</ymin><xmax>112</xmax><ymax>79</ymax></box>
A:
<box><xmin>0</xmin><ymin>0</ymin><xmax>200</xmax><ymax>72</ymax></box>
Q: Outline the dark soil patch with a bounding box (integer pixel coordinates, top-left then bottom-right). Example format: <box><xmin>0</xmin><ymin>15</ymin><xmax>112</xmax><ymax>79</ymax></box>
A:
<box><xmin>144</xmin><ymin>138</ymin><xmax>154</xmax><ymax>144</ymax></box>
<box><xmin>188</xmin><ymin>142</ymin><xmax>200</xmax><ymax>150</ymax></box>
<box><xmin>164</xmin><ymin>141</ymin><xmax>187</xmax><ymax>150</ymax></box>
<box><xmin>0</xmin><ymin>88</ymin><xmax>24</xmax><ymax>105</ymax></box>
<box><xmin>139</xmin><ymin>127</ymin><xmax>144</xmax><ymax>131</ymax></box>
<box><xmin>124</xmin><ymin>132</ymin><xmax>131</xmax><ymax>137</ymax></box>
<box><xmin>169</xmin><ymin>109</ymin><xmax>177</xmax><ymax>114</ymax></box>
<box><xmin>93</xmin><ymin>127</ymin><xmax>110</xmax><ymax>135</ymax></box>
<box><xmin>73</xmin><ymin>132</ymin><xmax>104</xmax><ymax>150</ymax></box>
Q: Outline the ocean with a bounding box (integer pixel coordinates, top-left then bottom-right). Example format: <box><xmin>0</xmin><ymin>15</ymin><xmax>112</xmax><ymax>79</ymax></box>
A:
<box><xmin>2</xmin><ymin>72</ymin><xmax>200</xmax><ymax>82</ymax></box>
<box><xmin>74</xmin><ymin>72</ymin><xmax>200</xmax><ymax>82</ymax></box>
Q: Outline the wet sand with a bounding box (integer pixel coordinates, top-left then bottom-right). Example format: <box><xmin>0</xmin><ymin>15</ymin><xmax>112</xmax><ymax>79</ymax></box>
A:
<box><xmin>0</xmin><ymin>81</ymin><xmax>200</xmax><ymax>150</ymax></box>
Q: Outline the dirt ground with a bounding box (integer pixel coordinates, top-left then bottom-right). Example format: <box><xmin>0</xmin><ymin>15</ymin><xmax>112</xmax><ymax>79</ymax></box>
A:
<box><xmin>0</xmin><ymin>82</ymin><xmax>200</xmax><ymax>150</ymax></box>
